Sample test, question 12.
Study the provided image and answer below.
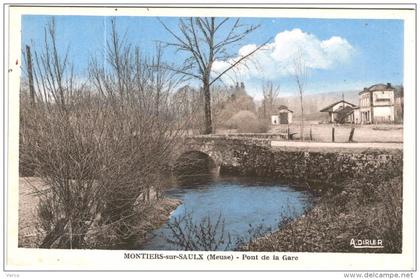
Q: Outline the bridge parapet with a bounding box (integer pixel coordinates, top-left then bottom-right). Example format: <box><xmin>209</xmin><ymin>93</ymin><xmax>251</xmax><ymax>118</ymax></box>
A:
<box><xmin>187</xmin><ymin>133</ymin><xmax>286</xmax><ymax>141</ymax></box>
<box><xmin>185</xmin><ymin>135</ymin><xmax>271</xmax><ymax>147</ymax></box>
<box><xmin>172</xmin><ymin>135</ymin><xmax>403</xmax><ymax>189</ymax></box>
<box><xmin>172</xmin><ymin>135</ymin><xmax>272</xmax><ymax>169</ymax></box>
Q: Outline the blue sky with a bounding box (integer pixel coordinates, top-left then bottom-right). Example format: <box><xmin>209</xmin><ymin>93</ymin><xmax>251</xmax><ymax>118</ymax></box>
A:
<box><xmin>21</xmin><ymin>15</ymin><xmax>403</xmax><ymax>99</ymax></box>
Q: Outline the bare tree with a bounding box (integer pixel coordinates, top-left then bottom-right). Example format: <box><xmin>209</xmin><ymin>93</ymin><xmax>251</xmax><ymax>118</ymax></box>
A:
<box><xmin>87</xmin><ymin>18</ymin><xmax>190</xmax><ymax>231</ymax></box>
<box><xmin>171</xmin><ymin>85</ymin><xmax>204</xmax><ymax>133</ymax></box>
<box><xmin>261</xmin><ymin>80</ymin><xmax>280</xmax><ymax>119</ymax></box>
<box><xmin>31</xmin><ymin>18</ymin><xmax>75</xmax><ymax>111</ymax></box>
<box><xmin>291</xmin><ymin>49</ymin><xmax>308</xmax><ymax>141</ymax></box>
<box><xmin>159</xmin><ymin>17</ymin><xmax>267</xmax><ymax>134</ymax></box>
<box><xmin>20</xmin><ymin>17</ymin><xmax>194</xmax><ymax>249</ymax></box>
<box><xmin>210</xmin><ymin>85</ymin><xmax>230</xmax><ymax>132</ymax></box>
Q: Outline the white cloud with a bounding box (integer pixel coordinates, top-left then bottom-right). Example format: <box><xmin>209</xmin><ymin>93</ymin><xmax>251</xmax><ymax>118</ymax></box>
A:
<box><xmin>212</xmin><ymin>28</ymin><xmax>354</xmax><ymax>82</ymax></box>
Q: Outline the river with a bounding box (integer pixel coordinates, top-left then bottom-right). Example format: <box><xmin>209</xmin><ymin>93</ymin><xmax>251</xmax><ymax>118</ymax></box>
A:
<box><xmin>141</xmin><ymin>174</ymin><xmax>314</xmax><ymax>251</ymax></box>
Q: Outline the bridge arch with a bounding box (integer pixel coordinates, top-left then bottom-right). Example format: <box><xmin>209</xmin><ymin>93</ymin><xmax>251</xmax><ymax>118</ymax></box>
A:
<box><xmin>173</xmin><ymin>150</ymin><xmax>218</xmax><ymax>176</ymax></box>
<box><xmin>170</xmin><ymin>135</ymin><xmax>247</xmax><ymax>175</ymax></box>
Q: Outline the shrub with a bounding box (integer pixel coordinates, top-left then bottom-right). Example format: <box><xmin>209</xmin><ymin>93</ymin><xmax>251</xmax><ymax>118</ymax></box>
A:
<box><xmin>372</xmin><ymin>176</ymin><xmax>402</xmax><ymax>253</ymax></box>
<box><xmin>226</xmin><ymin>110</ymin><xmax>256</xmax><ymax>128</ymax></box>
<box><xmin>20</xmin><ymin>18</ymin><xmax>191</xmax><ymax>248</ymax></box>
<box><xmin>165</xmin><ymin>212</ymin><xmax>232</xmax><ymax>251</ymax></box>
<box><xmin>237</xmin><ymin>119</ymin><xmax>269</xmax><ymax>133</ymax></box>
<box><xmin>226</xmin><ymin>110</ymin><xmax>269</xmax><ymax>133</ymax></box>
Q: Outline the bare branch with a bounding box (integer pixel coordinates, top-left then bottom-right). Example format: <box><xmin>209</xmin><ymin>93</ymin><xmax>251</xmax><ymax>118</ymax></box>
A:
<box><xmin>209</xmin><ymin>38</ymin><xmax>271</xmax><ymax>86</ymax></box>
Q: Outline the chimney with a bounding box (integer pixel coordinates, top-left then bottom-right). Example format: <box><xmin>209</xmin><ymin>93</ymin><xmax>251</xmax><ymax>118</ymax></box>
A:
<box><xmin>386</xmin><ymin>83</ymin><xmax>391</xmax><ymax>88</ymax></box>
<box><xmin>240</xmin><ymin>82</ymin><xmax>245</xmax><ymax>89</ymax></box>
<box><xmin>364</xmin><ymin>87</ymin><xmax>368</xmax><ymax>91</ymax></box>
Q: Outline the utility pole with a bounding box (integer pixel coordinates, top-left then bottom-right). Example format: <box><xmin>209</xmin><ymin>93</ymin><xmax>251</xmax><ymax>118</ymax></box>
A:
<box><xmin>25</xmin><ymin>45</ymin><xmax>36</xmax><ymax>106</ymax></box>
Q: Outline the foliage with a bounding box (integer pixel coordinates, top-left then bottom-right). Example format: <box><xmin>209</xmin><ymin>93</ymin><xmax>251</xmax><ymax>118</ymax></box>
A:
<box><xmin>20</xmin><ymin>18</ymin><xmax>193</xmax><ymax>248</ymax></box>
<box><xmin>260</xmin><ymin>80</ymin><xmax>281</xmax><ymax>119</ymax></box>
<box><xmin>226</xmin><ymin>110</ymin><xmax>257</xmax><ymax>127</ymax></box>
<box><xmin>225</xmin><ymin>110</ymin><xmax>269</xmax><ymax>133</ymax></box>
<box><xmin>242</xmin><ymin>168</ymin><xmax>403</xmax><ymax>253</ymax></box>
<box><xmin>291</xmin><ymin>48</ymin><xmax>308</xmax><ymax>141</ymax></box>
<box><xmin>165</xmin><ymin>212</ymin><xmax>232</xmax><ymax>251</ymax></box>
<box><xmin>164</xmin><ymin>205</ymin><xmax>310</xmax><ymax>251</ymax></box>
<box><xmin>160</xmin><ymin>17</ymin><xmax>262</xmax><ymax>134</ymax></box>
<box><xmin>237</xmin><ymin>119</ymin><xmax>269</xmax><ymax>133</ymax></box>
<box><xmin>234</xmin><ymin>223</ymin><xmax>273</xmax><ymax>249</ymax></box>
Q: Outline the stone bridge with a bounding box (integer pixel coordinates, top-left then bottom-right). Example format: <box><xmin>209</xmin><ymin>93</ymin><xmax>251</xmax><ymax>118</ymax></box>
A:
<box><xmin>172</xmin><ymin>135</ymin><xmax>273</xmax><ymax>171</ymax></box>
<box><xmin>172</xmin><ymin>134</ymin><xmax>403</xmax><ymax>188</ymax></box>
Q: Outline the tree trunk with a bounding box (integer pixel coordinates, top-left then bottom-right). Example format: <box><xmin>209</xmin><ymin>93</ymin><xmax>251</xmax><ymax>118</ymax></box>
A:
<box><xmin>300</xmin><ymin>91</ymin><xmax>304</xmax><ymax>141</ymax></box>
<box><xmin>25</xmin><ymin>45</ymin><xmax>36</xmax><ymax>106</ymax></box>
<box><xmin>310</xmin><ymin>125</ymin><xmax>313</xmax><ymax>141</ymax></box>
<box><xmin>349</xmin><ymin>127</ymin><xmax>355</xmax><ymax>142</ymax></box>
<box><xmin>263</xmin><ymin>100</ymin><xmax>266</xmax><ymax>119</ymax></box>
<box><xmin>203</xmin><ymin>82</ymin><xmax>213</xmax><ymax>134</ymax></box>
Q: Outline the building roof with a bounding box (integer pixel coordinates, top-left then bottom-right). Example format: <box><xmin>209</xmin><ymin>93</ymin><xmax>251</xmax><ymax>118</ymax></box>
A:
<box><xmin>335</xmin><ymin>106</ymin><xmax>356</xmax><ymax>123</ymax></box>
<box><xmin>278</xmin><ymin>105</ymin><xmax>293</xmax><ymax>113</ymax></box>
<box><xmin>319</xmin><ymin>100</ymin><xmax>357</xmax><ymax>113</ymax></box>
<box><xmin>335</xmin><ymin>106</ymin><xmax>355</xmax><ymax>115</ymax></box>
<box><xmin>359</xmin><ymin>83</ymin><xmax>395</xmax><ymax>95</ymax></box>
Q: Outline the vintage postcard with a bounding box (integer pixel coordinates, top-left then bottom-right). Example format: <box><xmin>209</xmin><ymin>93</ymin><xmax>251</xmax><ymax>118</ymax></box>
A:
<box><xmin>2</xmin><ymin>3</ymin><xmax>417</xmax><ymax>274</ymax></box>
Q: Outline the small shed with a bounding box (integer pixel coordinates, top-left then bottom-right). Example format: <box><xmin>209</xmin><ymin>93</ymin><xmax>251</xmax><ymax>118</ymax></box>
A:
<box><xmin>320</xmin><ymin>100</ymin><xmax>358</xmax><ymax>123</ymax></box>
<box><xmin>271</xmin><ymin>105</ymin><xmax>293</xmax><ymax>125</ymax></box>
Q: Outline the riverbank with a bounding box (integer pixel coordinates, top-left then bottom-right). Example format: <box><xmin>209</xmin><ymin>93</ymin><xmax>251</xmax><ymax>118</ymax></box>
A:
<box><xmin>19</xmin><ymin>163</ymin><xmax>402</xmax><ymax>252</ymax></box>
<box><xmin>240</xmin><ymin>173</ymin><xmax>402</xmax><ymax>253</ymax></box>
<box><xmin>115</xmin><ymin>197</ymin><xmax>182</xmax><ymax>250</ymax></box>
<box><xmin>18</xmin><ymin>177</ymin><xmax>182</xmax><ymax>249</ymax></box>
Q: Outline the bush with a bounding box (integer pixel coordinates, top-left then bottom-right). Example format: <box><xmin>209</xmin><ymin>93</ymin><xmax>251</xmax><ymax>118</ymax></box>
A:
<box><xmin>371</xmin><ymin>176</ymin><xmax>402</xmax><ymax>253</ymax></box>
<box><xmin>237</xmin><ymin>119</ymin><xmax>269</xmax><ymax>133</ymax></box>
<box><xmin>226</xmin><ymin>110</ymin><xmax>269</xmax><ymax>133</ymax></box>
<box><xmin>19</xmin><ymin>19</ymin><xmax>191</xmax><ymax>249</ymax></box>
<box><xmin>226</xmin><ymin>110</ymin><xmax>256</xmax><ymax>128</ymax></box>
<box><xmin>165</xmin><ymin>212</ymin><xmax>232</xmax><ymax>251</ymax></box>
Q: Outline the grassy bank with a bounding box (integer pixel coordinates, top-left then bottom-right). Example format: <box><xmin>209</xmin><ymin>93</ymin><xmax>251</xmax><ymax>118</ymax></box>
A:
<box><xmin>18</xmin><ymin>177</ymin><xmax>181</xmax><ymax>249</ymax></box>
<box><xmin>88</xmin><ymin>197</ymin><xmax>182</xmax><ymax>250</ymax></box>
<box><xmin>20</xmin><ymin>171</ymin><xmax>402</xmax><ymax>252</ymax></box>
<box><xmin>241</xmin><ymin>174</ymin><xmax>402</xmax><ymax>253</ymax></box>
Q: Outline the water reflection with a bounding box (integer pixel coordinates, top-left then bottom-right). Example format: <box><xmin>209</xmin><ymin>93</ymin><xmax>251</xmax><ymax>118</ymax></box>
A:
<box><xmin>141</xmin><ymin>174</ymin><xmax>313</xmax><ymax>251</ymax></box>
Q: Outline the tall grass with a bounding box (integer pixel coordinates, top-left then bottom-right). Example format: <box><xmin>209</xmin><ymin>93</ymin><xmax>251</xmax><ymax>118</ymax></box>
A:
<box><xmin>241</xmin><ymin>168</ymin><xmax>403</xmax><ymax>253</ymax></box>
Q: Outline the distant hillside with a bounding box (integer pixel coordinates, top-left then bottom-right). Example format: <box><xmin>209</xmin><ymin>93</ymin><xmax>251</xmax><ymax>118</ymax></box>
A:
<box><xmin>276</xmin><ymin>90</ymin><xmax>360</xmax><ymax>121</ymax></box>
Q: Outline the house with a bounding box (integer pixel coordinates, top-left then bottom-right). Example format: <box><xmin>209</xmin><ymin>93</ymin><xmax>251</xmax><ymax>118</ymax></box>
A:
<box><xmin>320</xmin><ymin>100</ymin><xmax>358</xmax><ymax>123</ymax></box>
<box><xmin>358</xmin><ymin>83</ymin><xmax>395</xmax><ymax>124</ymax></box>
<box><xmin>271</xmin><ymin>105</ymin><xmax>293</xmax><ymax>125</ymax></box>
